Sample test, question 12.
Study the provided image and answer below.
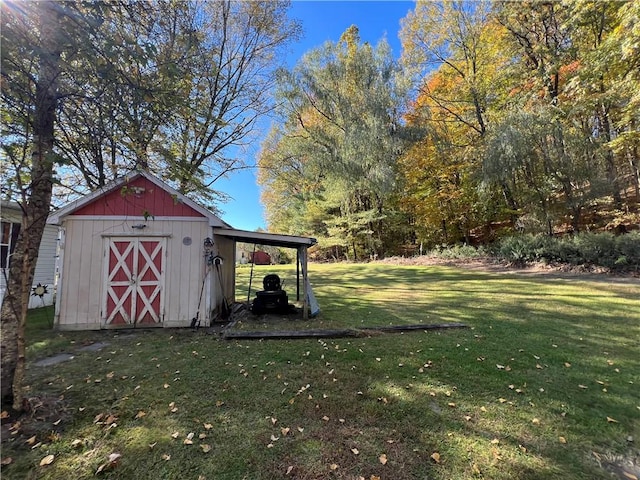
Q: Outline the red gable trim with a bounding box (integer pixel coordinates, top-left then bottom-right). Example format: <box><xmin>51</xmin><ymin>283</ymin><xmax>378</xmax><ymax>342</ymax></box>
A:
<box><xmin>73</xmin><ymin>176</ymin><xmax>203</xmax><ymax>218</ymax></box>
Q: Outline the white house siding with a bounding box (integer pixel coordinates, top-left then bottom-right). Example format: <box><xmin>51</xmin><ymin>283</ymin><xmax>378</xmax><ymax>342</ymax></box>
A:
<box><xmin>55</xmin><ymin>216</ymin><xmax>216</xmax><ymax>330</ymax></box>
<box><xmin>0</xmin><ymin>203</ymin><xmax>58</xmax><ymax>309</ymax></box>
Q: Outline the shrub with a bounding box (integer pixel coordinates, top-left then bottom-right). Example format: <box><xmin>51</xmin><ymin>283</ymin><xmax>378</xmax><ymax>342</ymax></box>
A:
<box><xmin>494</xmin><ymin>232</ymin><xmax>640</xmax><ymax>271</ymax></box>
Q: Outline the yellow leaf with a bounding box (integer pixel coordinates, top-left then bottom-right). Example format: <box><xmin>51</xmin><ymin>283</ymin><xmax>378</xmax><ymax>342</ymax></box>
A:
<box><xmin>286</xmin><ymin>466</ymin><xmax>294</xmax><ymax>475</ymax></box>
<box><xmin>448</xmin><ymin>402</ymin><xmax>456</xmax><ymax>408</ymax></box>
<box><xmin>480</xmin><ymin>406</ymin><xmax>487</xmax><ymax>412</ymax></box>
<box><xmin>564</xmin><ymin>362</ymin><xmax>571</xmax><ymax>368</ymax></box>
<box><xmin>430</xmin><ymin>452</ymin><xmax>441</xmax><ymax>463</ymax></box>
<box><xmin>0</xmin><ymin>411</ymin><xmax>9</xmax><ymax>419</ymax></box>
<box><xmin>25</xmin><ymin>435</ymin><xmax>37</xmax><ymax>445</ymax></box>
<box><xmin>578</xmin><ymin>385</ymin><xmax>588</xmax><ymax>389</ymax></box>
<box><xmin>281</xmin><ymin>427</ymin><xmax>290</xmax><ymax>436</ymax></box>
<box><xmin>532</xmin><ymin>418</ymin><xmax>541</xmax><ymax>425</ymax></box>
<box><xmin>201</xmin><ymin>444</ymin><xmax>212</xmax><ymax>453</ymax></box>
<box><xmin>204</xmin><ymin>423</ymin><xmax>213</xmax><ymax>430</ymax></box>
<box><xmin>199</xmin><ymin>433</ymin><xmax>207</xmax><ymax>439</ymax></box>
<box><xmin>39</xmin><ymin>455</ymin><xmax>55</xmax><ymax>466</ymax></box>
<box><xmin>622</xmin><ymin>472</ymin><xmax>638</xmax><ymax>480</ymax></box>
<box><xmin>330</xmin><ymin>463</ymin><xmax>338</xmax><ymax>470</ymax></box>
<box><xmin>472</xmin><ymin>463</ymin><xmax>481</xmax><ymax>475</ymax></box>
<box><xmin>135</xmin><ymin>410</ymin><xmax>146</xmax><ymax>419</ymax></box>
<box><xmin>490</xmin><ymin>438</ymin><xmax>500</xmax><ymax>444</ymax></box>
<box><xmin>379</xmin><ymin>453</ymin><xmax>388</xmax><ymax>465</ymax></box>
<box><xmin>162</xmin><ymin>453</ymin><xmax>171</xmax><ymax>461</ymax></box>
<box><xmin>163</xmin><ymin>384</ymin><xmax>169</xmax><ymax>389</ymax></box>
<box><xmin>351</xmin><ymin>448</ymin><xmax>360</xmax><ymax>455</ymax></box>
<box><xmin>71</xmin><ymin>439</ymin><xmax>83</xmax><ymax>448</ymax></box>
<box><xmin>171</xmin><ymin>431</ymin><xmax>180</xmax><ymax>439</ymax></box>
<box><xmin>322</xmin><ymin>416</ymin><xmax>330</xmax><ymax>421</ymax></box>
<box><xmin>606</xmin><ymin>416</ymin><xmax>618</xmax><ymax>423</ymax></box>
<box><xmin>559</xmin><ymin>436</ymin><xmax>567</xmax><ymax>444</ymax></box>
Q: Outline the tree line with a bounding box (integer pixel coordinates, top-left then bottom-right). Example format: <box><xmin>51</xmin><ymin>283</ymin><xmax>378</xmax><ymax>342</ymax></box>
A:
<box><xmin>258</xmin><ymin>1</ymin><xmax>639</xmax><ymax>260</ymax></box>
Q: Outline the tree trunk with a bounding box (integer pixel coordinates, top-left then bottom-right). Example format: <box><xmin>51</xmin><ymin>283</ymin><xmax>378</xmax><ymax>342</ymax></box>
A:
<box><xmin>1</xmin><ymin>2</ymin><xmax>61</xmax><ymax>409</ymax></box>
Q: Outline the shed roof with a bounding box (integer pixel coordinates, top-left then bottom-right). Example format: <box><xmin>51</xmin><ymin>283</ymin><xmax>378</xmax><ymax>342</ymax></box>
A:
<box><xmin>213</xmin><ymin>228</ymin><xmax>317</xmax><ymax>249</ymax></box>
<box><xmin>47</xmin><ymin>171</ymin><xmax>231</xmax><ymax>228</ymax></box>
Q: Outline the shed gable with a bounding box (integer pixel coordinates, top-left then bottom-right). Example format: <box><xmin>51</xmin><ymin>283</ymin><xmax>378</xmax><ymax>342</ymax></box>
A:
<box><xmin>73</xmin><ymin>176</ymin><xmax>203</xmax><ymax>218</ymax></box>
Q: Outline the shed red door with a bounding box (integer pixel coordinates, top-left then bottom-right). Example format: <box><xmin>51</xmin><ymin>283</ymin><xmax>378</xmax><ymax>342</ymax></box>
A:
<box><xmin>104</xmin><ymin>237</ymin><xmax>165</xmax><ymax>327</ymax></box>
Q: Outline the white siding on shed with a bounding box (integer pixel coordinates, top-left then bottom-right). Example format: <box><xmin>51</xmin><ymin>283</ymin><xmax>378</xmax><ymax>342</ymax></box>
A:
<box><xmin>55</xmin><ymin>216</ymin><xmax>225</xmax><ymax>330</ymax></box>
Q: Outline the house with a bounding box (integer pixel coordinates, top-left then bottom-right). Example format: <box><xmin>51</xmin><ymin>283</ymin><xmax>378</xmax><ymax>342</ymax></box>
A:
<box><xmin>1</xmin><ymin>201</ymin><xmax>58</xmax><ymax>309</ymax></box>
<box><xmin>46</xmin><ymin>171</ymin><xmax>317</xmax><ymax>330</ymax></box>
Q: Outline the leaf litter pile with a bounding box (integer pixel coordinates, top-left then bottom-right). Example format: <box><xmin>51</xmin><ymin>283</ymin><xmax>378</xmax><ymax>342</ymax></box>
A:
<box><xmin>1</xmin><ymin>263</ymin><xmax>639</xmax><ymax>480</ymax></box>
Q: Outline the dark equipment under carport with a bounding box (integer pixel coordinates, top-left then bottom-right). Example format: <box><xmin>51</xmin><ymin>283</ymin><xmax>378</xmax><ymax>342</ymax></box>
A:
<box><xmin>250</xmin><ymin>274</ymin><xmax>294</xmax><ymax>314</ymax></box>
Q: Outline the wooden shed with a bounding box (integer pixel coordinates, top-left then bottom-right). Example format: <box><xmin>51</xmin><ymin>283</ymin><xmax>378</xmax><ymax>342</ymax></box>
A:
<box><xmin>47</xmin><ymin>172</ymin><xmax>317</xmax><ymax>330</ymax></box>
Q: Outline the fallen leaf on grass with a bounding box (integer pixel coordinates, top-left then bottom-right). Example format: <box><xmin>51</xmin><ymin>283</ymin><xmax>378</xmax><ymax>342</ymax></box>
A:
<box><xmin>171</xmin><ymin>431</ymin><xmax>180</xmax><ymax>439</ymax></box>
<box><xmin>1</xmin><ymin>457</ymin><xmax>13</xmax><ymax>466</ymax></box>
<box><xmin>430</xmin><ymin>452</ymin><xmax>441</xmax><ymax>463</ymax></box>
<box><xmin>25</xmin><ymin>435</ymin><xmax>37</xmax><ymax>446</ymax></box>
<box><xmin>607</xmin><ymin>417</ymin><xmax>619</xmax><ymax>423</ymax></box>
<box><xmin>379</xmin><ymin>454</ymin><xmax>388</xmax><ymax>465</ymax></box>
<box><xmin>472</xmin><ymin>463</ymin><xmax>481</xmax><ymax>475</ymax></box>
<box><xmin>564</xmin><ymin>362</ymin><xmax>571</xmax><ymax>368</ymax></box>
<box><xmin>330</xmin><ymin>463</ymin><xmax>338</xmax><ymax>470</ymax></box>
<box><xmin>559</xmin><ymin>436</ymin><xmax>567</xmax><ymax>444</ymax></box>
<box><xmin>135</xmin><ymin>410</ymin><xmax>146</xmax><ymax>419</ymax></box>
<box><xmin>281</xmin><ymin>427</ymin><xmax>290</xmax><ymax>436</ymax></box>
<box><xmin>162</xmin><ymin>453</ymin><xmax>171</xmax><ymax>461</ymax></box>
<box><xmin>39</xmin><ymin>455</ymin><xmax>55</xmax><ymax>466</ymax></box>
<box><xmin>286</xmin><ymin>466</ymin><xmax>294</xmax><ymax>475</ymax></box>
<box><xmin>532</xmin><ymin>418</ymin><xmax>541</xmax><ymax>425</ymax></box>
<box><xmin>204</xmin><ymin>423</ymin><xmax>213</xmax><ymax>430</ymax></box>
<box><xmin>490</xmin><ymin>438</ymin><xmax>500</xmax><ymax>445</ymax></box>
<box><xmin>96</xmin><ymin>453</ymin><xmax>121</xmax><ymax>474</ymax></box>
<box><xmin>351</xmin><ymin>448</ymin><xmax>359</xmax><ymax>455</ymax></box>
<box><xmin>200</xmin><ymin>444</ymin><xmax>212</xmax><ymax>453</ymax></box>
<box><xmin>0</xmin><ymin>411</ymin><xmax>9</xmax><ymax>419</ymax></box>
<box><xmin>71</xmin><ymin>439</ymin><xmax>83</xmax><ymax>448</ymax></box>
<box><xmin>622</xmin><ymin>472</ymin><xmax>638</xmax><ymax>480</ymax></box>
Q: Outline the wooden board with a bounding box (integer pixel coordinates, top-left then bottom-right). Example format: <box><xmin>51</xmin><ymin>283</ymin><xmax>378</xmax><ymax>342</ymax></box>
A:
<box><xmin>223</xmin><ymin>322</ymin><xmax>468</xmax><ymax>340</ymax></box>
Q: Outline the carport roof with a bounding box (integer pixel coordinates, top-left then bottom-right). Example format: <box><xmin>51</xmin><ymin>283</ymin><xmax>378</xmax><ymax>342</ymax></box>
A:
<box><xmin>212</xmin><ymin>228</ymin><xmax>317</xmax><ymax>249</ymax></box>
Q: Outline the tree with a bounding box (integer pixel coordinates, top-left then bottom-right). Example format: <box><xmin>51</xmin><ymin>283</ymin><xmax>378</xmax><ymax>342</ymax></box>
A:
<box><xmin>397</xmin><ymin>1</ymin><xmax>510</xmax><ymax>245</ymax></box>
<box><xmin>259</xmin><ymin>26</ymin><xmax>408</xmax><ymax>259</ymax></box>
<box><xmin>1</xmin><ymin>1</ymin><xmax>64</xmax><ymax>408</ymax></box>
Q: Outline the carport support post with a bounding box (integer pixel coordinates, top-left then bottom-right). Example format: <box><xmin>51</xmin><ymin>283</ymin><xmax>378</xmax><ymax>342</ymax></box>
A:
<box><xmin>296</xmin><ymin>249</ymin><xmax>300</xmax><ymax>301</ymax></box>
<box><xmin>299</xmin><ymin>246</ymin><xmax>309</xmax><ymax>320</ymax></box>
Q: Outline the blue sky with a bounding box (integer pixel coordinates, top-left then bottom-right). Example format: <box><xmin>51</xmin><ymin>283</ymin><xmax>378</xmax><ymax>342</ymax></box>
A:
<box><xmin>216</xmin><ymin>0</ymin><xmax>415</xmax><ymax>231</ymax></box>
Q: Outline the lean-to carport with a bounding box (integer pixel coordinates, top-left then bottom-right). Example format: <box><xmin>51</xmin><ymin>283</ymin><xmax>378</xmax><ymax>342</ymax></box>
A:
<box><xmin>212</xmin><ymin>228</ymin><xmax>318</xmax><ymax>319</ymax></box>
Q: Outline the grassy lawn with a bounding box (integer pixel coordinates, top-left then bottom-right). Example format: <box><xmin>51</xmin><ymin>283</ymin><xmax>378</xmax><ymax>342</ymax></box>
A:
<box><xmin>2</xmin><ymin>263</ymin><xmax>639</xmax><ymax>479</ymax></box>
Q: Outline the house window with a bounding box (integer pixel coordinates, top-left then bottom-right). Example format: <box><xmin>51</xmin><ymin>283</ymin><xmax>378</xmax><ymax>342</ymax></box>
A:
<box><xmin>1</xmin><ymin>221</ymin><xmax>21</xmax><ymax>269</ymax></box>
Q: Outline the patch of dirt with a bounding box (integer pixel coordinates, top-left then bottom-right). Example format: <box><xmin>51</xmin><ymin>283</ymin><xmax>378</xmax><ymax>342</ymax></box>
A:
<box><xmin>1</xmin><ymin>395</ymin><xmax>71</xmax><ymax>450</ymax></box>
